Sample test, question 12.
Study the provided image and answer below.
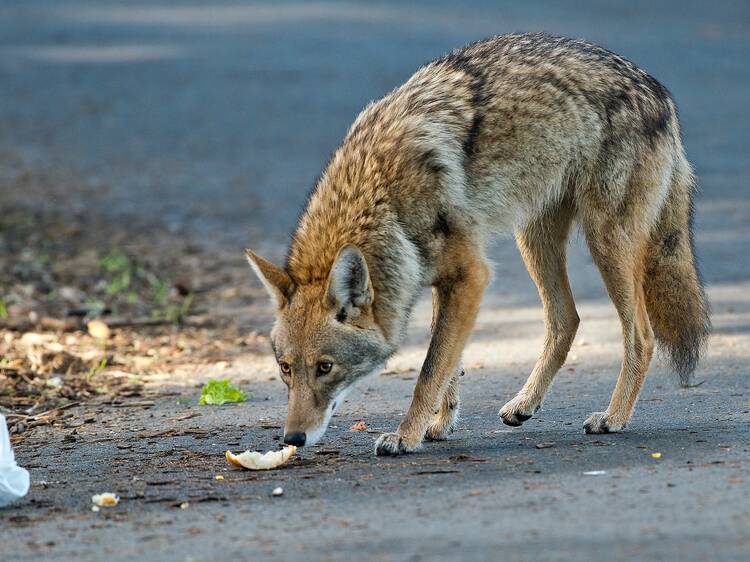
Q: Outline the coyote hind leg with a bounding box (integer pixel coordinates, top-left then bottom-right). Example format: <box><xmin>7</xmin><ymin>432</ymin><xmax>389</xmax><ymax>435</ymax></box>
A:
<box><xmin>582</xmin><ymin>221</ymin><xmax>655</xmax><ymax>433</ymax></box>
<box><xmin>500</xmin><ymin>199</ymin><xmax>579</xmax><ymax>426</ymax></box>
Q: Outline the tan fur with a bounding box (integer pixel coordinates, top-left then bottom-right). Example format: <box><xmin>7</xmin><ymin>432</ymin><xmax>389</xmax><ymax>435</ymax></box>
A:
<box><xmin>499</xmin><ymin>198</ymin><xmax>579</xmax><ymax>425</ymax></box>
<box><xmin>246</xmin><ymin>33</ymin><xmax>710</xmax><ymax>453</ymax></box>
<box><xmin>425</xmin><ymin>287</ymin><xmax>463</xmax><ymax>442</ymax></box>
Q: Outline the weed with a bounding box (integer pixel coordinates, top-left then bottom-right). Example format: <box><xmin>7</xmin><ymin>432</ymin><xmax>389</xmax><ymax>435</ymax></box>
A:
<box><xmin>86</xmin><ymin>358</ymin><xmax>108</xmax><ymax>381</ymax></box>
<box><xmin>100</xmin><ymin>251</ymin><xmax>132</xmax><ymax>296</ymax></box>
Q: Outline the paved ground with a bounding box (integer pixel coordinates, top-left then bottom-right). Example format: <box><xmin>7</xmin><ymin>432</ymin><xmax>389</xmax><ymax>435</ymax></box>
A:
<box><xmin>1</xmin><ymin>1</ymin><xmax>749</xmax><ymax>561</ymax></box>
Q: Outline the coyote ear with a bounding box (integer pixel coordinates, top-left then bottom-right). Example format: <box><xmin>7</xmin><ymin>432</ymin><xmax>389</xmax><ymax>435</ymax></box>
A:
<box><xmin>327</xmin><ymin>245</ymin><xmax>373</xmax><ymax>320</ymax></box>
<box><xmin>245</xmin><ymin>248</ymin><xmax>294</xmax><ymax>307</ymax></box>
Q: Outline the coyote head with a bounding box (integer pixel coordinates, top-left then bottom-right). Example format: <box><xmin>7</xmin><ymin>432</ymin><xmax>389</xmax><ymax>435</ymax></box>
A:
<box><xmin>245</xmin><ymin>245</ymin><xmax>390</xmax><ymax>446</ymax></box>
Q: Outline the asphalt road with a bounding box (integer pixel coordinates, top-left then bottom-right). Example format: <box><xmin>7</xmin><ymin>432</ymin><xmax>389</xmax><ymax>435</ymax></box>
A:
<box><xmin>1</xmin><ymin>1</ymin><xmax>749</xmax><ymax>561</ymax></box>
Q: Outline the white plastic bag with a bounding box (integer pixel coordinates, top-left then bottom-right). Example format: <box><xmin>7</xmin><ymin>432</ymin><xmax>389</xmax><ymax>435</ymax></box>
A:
<box><xmin>0</xmin><ymin>414</ymin><xmax>30</xmax><ymax>507</ymax></box>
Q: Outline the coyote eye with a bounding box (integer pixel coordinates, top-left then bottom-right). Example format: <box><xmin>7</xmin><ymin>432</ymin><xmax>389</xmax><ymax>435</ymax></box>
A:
<box><xmin>317</xmin><ymin>361</ymin><xmax>333</xmax><ymax>376</ymax></box>
<box><xmin>279</xmin><ymin>362</ymin><xmax>291</xmax><ymax>375</ymax></box>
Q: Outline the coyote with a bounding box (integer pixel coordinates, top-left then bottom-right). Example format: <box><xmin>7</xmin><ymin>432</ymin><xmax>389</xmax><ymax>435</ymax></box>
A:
<box><xmin>246</xmin><ymin>33</ymin><xmax>710</xmax><ymax>455</ymax></box>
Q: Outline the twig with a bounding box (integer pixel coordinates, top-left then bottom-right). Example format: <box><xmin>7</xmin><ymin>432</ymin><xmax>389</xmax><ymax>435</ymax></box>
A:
<box><xmin>0</xmin><ymin>314</ymin><xmax>211</xmax><ymax>333</ymax></box>
<box><xmin>111</xmin><ymin>400</ymin><xmax>155</xmax><ymax>408</ymax></box>
<box><xmin>101</xmin><ymin>315</ymin><xmax>212</xmax><ymax>329</ymax></box>
<box><xmin>4</xmin><ymin>401</ymin><xmax>81</xmax><ymax>421</ymax></box>
<box><xmin>0</xmin><ymin>316</ymin><xmax>80</xmax><ymax>332</ymax></box>
<box><xmin>105</xmin><ymin>317</ymin><xmax>173</xmax><ymax>328</ymax></box>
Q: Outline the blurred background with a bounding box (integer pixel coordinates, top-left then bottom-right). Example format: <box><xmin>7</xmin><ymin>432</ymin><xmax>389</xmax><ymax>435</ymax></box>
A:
<box><xmin>1</xmin><ymin>0</ymin><xmax>747</xmax><ymax>249</ymax></box>
<box><xmin>2</xmin><ymin>0</ymin><xmax>748</xmax><ymax>325</ymax></box>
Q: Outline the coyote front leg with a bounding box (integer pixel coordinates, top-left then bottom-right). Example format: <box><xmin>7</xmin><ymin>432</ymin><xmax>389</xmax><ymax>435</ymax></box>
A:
<box><xmin>425</xmin><ymin>367</ymin><xmax>462</xmax><ymax>441</ymax></box>
<box><xmin>375</xmin><ymin>246</ymin><xmax>489</xmax><ymax>456</ymax></box>
<box><xmin>425</xmin><ymin>287</ymin><xmax>463</xmax><ymax>441</ymax></box>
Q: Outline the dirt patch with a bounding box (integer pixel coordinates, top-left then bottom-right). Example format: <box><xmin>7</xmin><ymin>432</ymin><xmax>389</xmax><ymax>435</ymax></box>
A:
<box><xmin>0</xmin><ymin>203</ymin><xmax>273</xmax><ymax>440</ymax></box>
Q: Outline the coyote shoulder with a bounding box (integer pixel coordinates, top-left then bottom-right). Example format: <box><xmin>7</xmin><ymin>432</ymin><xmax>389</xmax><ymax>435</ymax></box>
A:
<box><xmin>246</xmin><ymin>33</ymin><xmax>710</xmax><ymax>455</ymax></box>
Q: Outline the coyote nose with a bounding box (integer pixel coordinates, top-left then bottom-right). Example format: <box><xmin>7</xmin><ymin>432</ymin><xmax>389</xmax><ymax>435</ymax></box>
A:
<box><xmin>284</xmin><ymin>432</ymin><xmax>306</xmax><ymax>446</ymax></box>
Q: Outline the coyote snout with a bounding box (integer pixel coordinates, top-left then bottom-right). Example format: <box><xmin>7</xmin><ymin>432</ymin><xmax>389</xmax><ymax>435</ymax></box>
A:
<box><xmin>283</xmin><ymin>381</ymin><xmax>363</xmax><ymax>446</ymax></box>
<box><xmin>282</xmin><ymin>379</ymin><xmax>351</xmax><ymax>447</ymax></box>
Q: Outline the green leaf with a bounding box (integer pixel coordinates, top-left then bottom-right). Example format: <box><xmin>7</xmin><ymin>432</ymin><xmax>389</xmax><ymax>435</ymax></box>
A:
<box><xmin>199</xmin><ymin>379</ymin><xmax>248</xmax><ymax>406</ymax></box>
<box><xmin>106</xmin><ymin>269</ymin><xmax>131</xmax><ymax>295</ymax></box>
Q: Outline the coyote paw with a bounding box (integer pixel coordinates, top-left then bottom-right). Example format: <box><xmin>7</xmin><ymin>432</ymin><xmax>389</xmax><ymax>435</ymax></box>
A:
<box><xmin>375</xmin><ymin>432</ymin><xmax>418</xmax><ymax>456</ymax></box>
<box><xmin>583</xmin><ymin>412</ymin><xmax>625</xmax><ymax>434</ymax></box>
<box><xmin>425</xmin><ymin>405</ymin><xmax>459</xmax><ymax>441</ymax></box>
<box><xmin>499</xmin><ymin>393</ymin><xmax>540</xmax><ymax>427</ymax></box>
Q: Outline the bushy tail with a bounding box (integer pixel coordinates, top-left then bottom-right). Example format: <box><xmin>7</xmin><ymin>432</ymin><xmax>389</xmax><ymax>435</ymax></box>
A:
<box><xmin>643</xmin><ymin>166</ymin><xmax>711</xmax><ymax>385</ymax></box>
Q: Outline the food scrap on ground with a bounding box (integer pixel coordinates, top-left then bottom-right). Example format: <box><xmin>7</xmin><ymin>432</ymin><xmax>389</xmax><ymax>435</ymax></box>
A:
<box><xmin>651</xmin><ymin>452</ymin><xmax>662</xmax><ymax>459</ymax></box>
<box><xmin>225</xmin><ymin>445</ymin><xmax>297</xmax><ymax>470</ymax></box>
<box><xmin>91</xmin><ymin>493</ymin><xmax>119</xmax><ymax>507</ymax></box>
<box><xmin>350</xmin><ymin>420</ymin><xmax>367</xmax><ymax>431</ymax></box>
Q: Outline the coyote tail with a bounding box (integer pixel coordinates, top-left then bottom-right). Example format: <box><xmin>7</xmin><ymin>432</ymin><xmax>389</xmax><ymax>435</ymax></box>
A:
<box><xmin>643</xmin><ymin>165</ymin><xmax>711</xmax><ymax>385</ymax></box>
